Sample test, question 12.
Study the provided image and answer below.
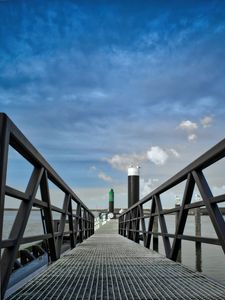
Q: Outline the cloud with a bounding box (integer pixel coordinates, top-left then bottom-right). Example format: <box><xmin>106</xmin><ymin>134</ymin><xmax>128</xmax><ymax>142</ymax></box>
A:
<box><xmin>89</xmin><ymin>165</ymin><xmax>96</xmax><ymax>171</ymax></box>
<box><xmin>89</xmin><ymin>165</ymin><xmax>113</xmax><ymax>183</ymax></box>
<box><xmin>105</xmin><ymin>153</ymin><xmax>146</xmax><ymax>171</ymax></box>
<box><xmin>140</xmin><ymin>177</ymin><xmax>160</xmax><ymax>198</ymax></box>
<box><xmin>188</xmin><ymin>133</ymin><xmax>197</xmax><ymax>141</ymax></box>
<box><xmin>140</xmin><ymin>178</ymin><xmax>154</xmax><ymax>198</ymax></box>
<box><xmin>179</xmin><ymin>120</ymin><xmax>198</xmax><ymax>131</ymax></box>
<box><xmin>169</xmin><ymin>148</ymin><xmax>180</xmax><ymax>158</ymax></box>
<box><xmin>178</xmin><ymin>120</ymin><xmax>199</xmax><ymax>142</ymax></box>
<box><xmin>147</xmin><ymin>146</ymin><xmax>168</xmax><ymax>165</ymax></box>
<box><xmin>140</xmin><ymin>178</ymin><xmax>153</xmax><ymax>198</ymax></box>
<box><xmin>1</xmin><ymin>1</ymin><xmax>225</xmax><ymax>211</ymax></box>
<box><xmin>98</xmin><ymin>171</ymin><xmax>112</xmax><ymax>182</ymax></box>
<box><xmin>105</xmin><ymin>146</ymin><xmax>180</xmax><ymax>171</ymax></box>
<box><xmin>201</xmin><ymin>116</ymin><xmax>213</xmax><ymax>128</ymax></box>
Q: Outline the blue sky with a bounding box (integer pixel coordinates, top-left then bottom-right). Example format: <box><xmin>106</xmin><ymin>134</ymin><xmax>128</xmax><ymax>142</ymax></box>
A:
<box><xmin>1</xmin><ymin>0</ymin><xmax>225</xmax><ymax>209</ymax></box>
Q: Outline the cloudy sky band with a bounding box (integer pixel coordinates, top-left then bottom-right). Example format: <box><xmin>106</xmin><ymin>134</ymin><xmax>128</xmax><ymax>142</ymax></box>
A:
<box><xmin>1</xmin><ymin>1</ymin><xmax>225</xmax><ymax>208</ymax></box>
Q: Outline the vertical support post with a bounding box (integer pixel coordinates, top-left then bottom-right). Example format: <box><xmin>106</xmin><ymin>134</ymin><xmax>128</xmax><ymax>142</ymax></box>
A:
<box><xmin>130</xmin><ymin>211</ymin><xmax>134</xmax><ymax>241</ymax></box>
<box><xmin>128</xmin><ymin>212</ymin><xmax>132</xmax><ymax>240</ymax></box>
<box><xmin>40</xmin><ymin>171</ymin><xmax>58</xmax><ymax>261</ymax></box>
<box><xmin>123</xmin><ymin>215</ymin><xmax>126</xmax><ymax>236</ymax></box>
<box><xmin>83</xmin><ymin>210</ymin><xmax>87</xmax><ymax>239</ymax></box>
<box><xmin>124</xmin><ymin>214</ymin><xmax>129</xmax><ymax>237</ymax></box>
<box><xmin>153</xmin><ymin>216</ymin><xmax>158</xmax><ymax>252</ymax></box>
<box><xmin>91</xmin><ymin>215</ymin><xmax>93</xmax><ymax>235</ymax></box>
<box><xmin>170</xmin><ymin>174</ymin><xmax>195</xmax><ymax>261</ymax></box>
<box><xmin>86</xmin><ymin>212</ymin><xmax>90</xmax><ymax>238</ymax></box>
<box><xmin>92</xmin><ymin>215</ymin><xmax>95</xmax><ymax>235</ymax></box>
<box><xmin>79</xmin><ymin>207</ymin><xmax>83</xmax><ymax>243</ymax></box>
<box><xmin>57</xmin><ymin>194</ymin><xmax>71</xmax><ymax>256</ymax></box>
<box><xmin>193</xmin><ymin>170</ymin><xmax>225</xmax><ymax>254</ymax></box>
<box><xmin>89</xmin><ymin>213</ymin><xmax>92</xmax><ymax>237</ymax></box>
<box><xmin>0</xmin><ymin>115</ymin><xmax>10</xmax><ymax>300</ymax></box>
<box><xmin>75</xmin><ymin>203</ymin><xmax>81</xmax><ymax>245</ymax></box>
<box><xmin>134</xmin><ymin>206</ymin><xmax>140</xmax><ymax>243</ymax></box>
<box><xmin>121</xmin><ymin>216</ymin><xmax>124</xmax><ymax>236</ymax></box>
<box><xmin>118</xmin><ymin>216</ymin><xmax>121</xmax><ymax>235</ymax></box>
<box><xmin>146</xmin><ymin>197</ymin><xmax>156</xmax><ymax>249</ymax></box>
<box><xmin>0</xmin><ymin>114</ymin><xmax>10</xmax><ymax>257</ymax></box>
<box><xmin>88</xmin><ymin>212</ymin><xmax>91</xmax><ymax>238</ymax></box>
<box><xmin>175</xmin><ymin>203</ymin><xmax>181</xmax><ymax>262</ymax></box>
<box><xmin>195</xmin><ymin>207</ymin><xmax>202</xmax><ymax>272</ymax></box>
<box><xmin>155</xmin><ymin>195</ymin><xmax>171</xmax><ymax>257</ymax></box>
<box><xmin>139</xmin><ymin>205</ymin><xmax>147</xmax><ymax>247</ymax></box>
<box><xmin>68</xmin><ymin>199</ymin><xmax>75</xmax><ymax>248</ymax></box>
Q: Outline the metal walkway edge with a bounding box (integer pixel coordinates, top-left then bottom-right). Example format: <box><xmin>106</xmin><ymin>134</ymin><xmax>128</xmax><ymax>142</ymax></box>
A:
<box><xmin>7</xmin><ymin>220</ymin><xmax>225</xmax><ymax>300</ymax></box>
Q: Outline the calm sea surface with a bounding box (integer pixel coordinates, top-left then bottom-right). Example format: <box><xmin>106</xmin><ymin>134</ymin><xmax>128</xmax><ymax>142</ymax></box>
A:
<box><xmin>3</xmin><ymin>211</ymin><xmax>225</xmax><ymax>286</ymax></box>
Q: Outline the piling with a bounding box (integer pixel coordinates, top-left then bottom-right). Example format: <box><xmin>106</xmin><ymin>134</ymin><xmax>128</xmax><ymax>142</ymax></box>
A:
<box><xmin>195</xmin><ymin>207</ymin><xmax>202</xmax><ymax>272</ymax></box>
<box><xmin>153</xmin><ymin>217</ymin><xmax>159</xmax><ymax>252</ymax></box>
<box><xmin>128</xmin><ymin>166</ymin><xmax>140</xmax><ymax>208</ymax></box>
<box><xmin>109</xmin><ymin>188</ymin><xmax>114</xmax><ymax>214</ymax></box>
<box><xmin>175</xmin><ymin>203</ymin><xmax>181</xmax><ymax>262</ymax></box>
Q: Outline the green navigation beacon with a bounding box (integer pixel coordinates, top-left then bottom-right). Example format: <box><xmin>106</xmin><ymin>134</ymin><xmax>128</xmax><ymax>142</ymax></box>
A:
<box><xmin>108</xmin><ymin>188</ymin><xmax>114</xmax><ymax>217</ymax></box>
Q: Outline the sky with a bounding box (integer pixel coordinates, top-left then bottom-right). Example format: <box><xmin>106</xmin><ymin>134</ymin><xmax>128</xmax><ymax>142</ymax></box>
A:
<box><xmin>1</xmin><ymin>0</ymin><xmax>225</xmax><ymax>209</ymax></box>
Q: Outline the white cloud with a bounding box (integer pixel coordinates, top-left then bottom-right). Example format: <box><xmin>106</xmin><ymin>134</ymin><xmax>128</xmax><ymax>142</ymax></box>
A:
<box><xmin>105</xmin><ymin>153</ymin><xmax>146</xmax><ymax>171</ymax></box>
<box><xmin>169</xmin><ymin>148</ymin><xmax>180</xmax><ymax>158</ymax></box>
<box><xmin>178</xmin><ymin>120</ymin><xmax>198</xmax><ymax>142</ymax></box>
<box><xmin>105</xmin><ymin>146</ymin><xmax>180</xmax><ymax>171</ymax></box>
<box><xmin>89</xmin><ymin>89</ymin><xmax>108</xmax><ymax>99</ymax></box>
<box><xmin>140</xmin><ymin>177</ymin><xmax>160</xmax><ymax>198</ymax></box>
<box><xmin>188</xmin><ymin>133</ymin><xmax>197</xmax><ymax>141</ymax></box>
<box><xmin>140</xmin><ymin>178</ymin><xmax>153</xmax><ymax>198</ymax></box>
<box><xmin>89</xmin><ymin>165</ymin><xmax>96</xmax><ymax>171</ymax></box>
<box><xmin>152</xmin><ymin>178</ymin><xmax>159</xmax><ymax>182</ymax></box>
<box><xmin>201</xmin><ymin>116</ymin><xmax>213</xmax><ymax>128</ymax></box>
<box><xmin>98</xmin><ymin>171</ymin><xmax>112</xmax><ymax>182</ymax></box>
<box><xmin>147</xmin><ymin>146</ymin><xmax>168</xmax><ymax>165</ymax></box>
<box><xmin>179</xmin><ymin>120</ymin><xmax>198</xmax><ymax>131</ymax></box>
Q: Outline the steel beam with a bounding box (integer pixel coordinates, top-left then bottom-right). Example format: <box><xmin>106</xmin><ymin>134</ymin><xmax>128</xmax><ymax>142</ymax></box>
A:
<box><xmin>1</xmin><ymin>167</ymin><xmax>44</xmax><ymax>296</ymax></box>
<box><xmin>170</xmin><ymin>173</ymin><xmax>195</xmax><ymax>261</ymax></box>
<box><xmin>145</xmin><ymin>197</ymin><xmax>156</xmax><ymax>249</ymax></box>
<box><xmin>192</xmin><ymin>170</ymin><xmax>225</xmax><ymax>253</ymax></box>
<box><xmin>40</xmin><ymin>170</ymin><xmax>58</xmax><ymax>261</ymax></box>
<box><xmin>154</xmin><ymin>195</ymin><xmax>171</xmax><ymax>258</ymax></box>
<box><xmin>57</xmin><ymin>194</ymin><xmax>71</xmax><ymax>256</ymax></box>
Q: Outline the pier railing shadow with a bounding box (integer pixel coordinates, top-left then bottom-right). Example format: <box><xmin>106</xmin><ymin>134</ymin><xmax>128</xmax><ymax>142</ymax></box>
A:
<box><xmin>0</xmin><ymin>113</ymin><xmax>95</xmax><ymax>298</ymax></box>
<box><xmin>119</xmin><ymin>138</ymin><xmax>225</xmax><ymax>264</ymax></box>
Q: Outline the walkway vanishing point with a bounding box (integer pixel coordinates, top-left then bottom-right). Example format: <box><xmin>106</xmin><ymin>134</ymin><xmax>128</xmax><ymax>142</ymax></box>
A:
<box><xmin>7</xmin><ymin>220</ymin><xmax>225</xmax><ymax>300</ymax></box>
<box><xmin>1</xmin><ymin>113</ymin><xmax>225</xmax><ymax>299</ymax></box>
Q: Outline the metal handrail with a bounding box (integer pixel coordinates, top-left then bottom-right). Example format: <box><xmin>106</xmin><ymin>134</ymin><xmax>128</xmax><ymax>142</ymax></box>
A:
<box><xmin>119</xmin><ymin>138</ymin><xmax>225</xmax><ymax>261</ymax></box>
<box><xmin>0</xmin><ymin>113</ymin><xmax>95</xmax><ymax>298</ymax></box>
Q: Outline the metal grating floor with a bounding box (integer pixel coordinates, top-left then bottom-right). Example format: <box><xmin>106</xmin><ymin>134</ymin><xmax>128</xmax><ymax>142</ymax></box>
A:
<box><xmin>7</xmin><ymin>220</ymin><xmax>225</xmax><ymax>300</ymax></box>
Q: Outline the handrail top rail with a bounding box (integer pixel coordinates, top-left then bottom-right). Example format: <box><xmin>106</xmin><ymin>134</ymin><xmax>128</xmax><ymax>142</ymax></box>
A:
<box><xmin>120</xmin><ymin>137</ymin><xmax>225</xmax><ymax>216</ymax></box>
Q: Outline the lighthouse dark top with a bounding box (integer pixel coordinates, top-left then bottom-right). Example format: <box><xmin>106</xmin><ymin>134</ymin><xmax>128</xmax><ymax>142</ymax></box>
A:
<box><xmin>128</xmin><ymin>166</ymin><xmax>140</xmax><ymax>208</ymax></box>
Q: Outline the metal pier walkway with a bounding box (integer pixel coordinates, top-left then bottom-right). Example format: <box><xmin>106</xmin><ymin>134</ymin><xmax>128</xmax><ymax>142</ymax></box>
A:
<box><xmin>7</xmin><ymin>220</ymin><xmax>225</xmax><ymax>300</ymax></box>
